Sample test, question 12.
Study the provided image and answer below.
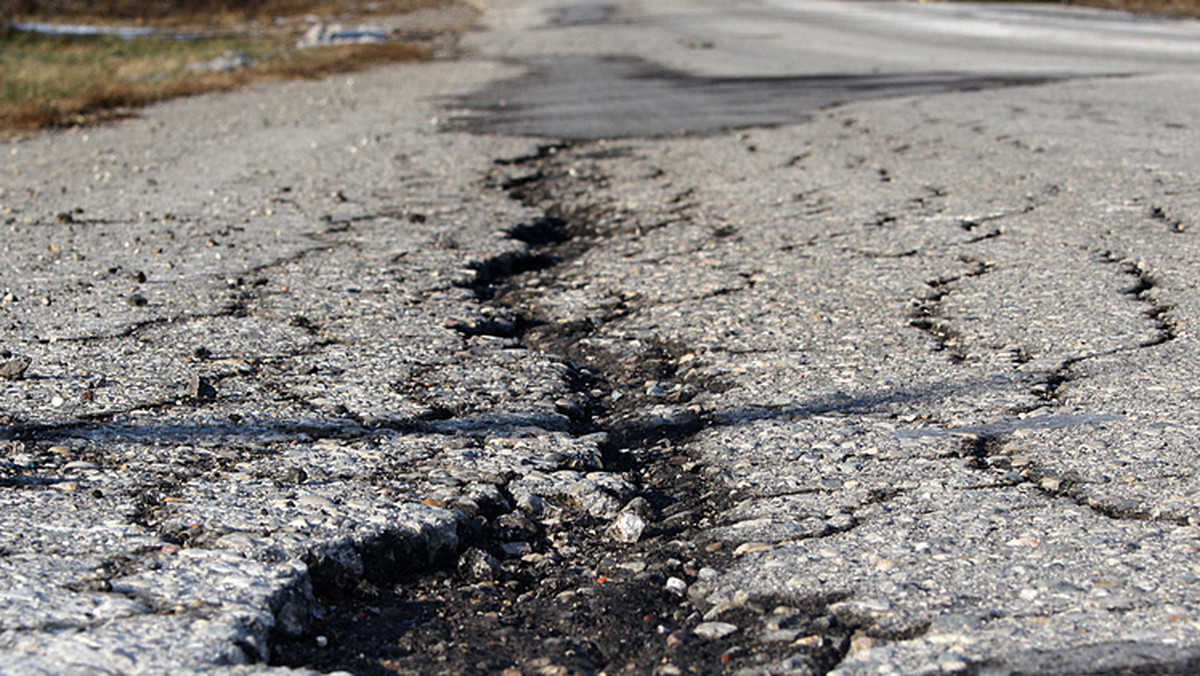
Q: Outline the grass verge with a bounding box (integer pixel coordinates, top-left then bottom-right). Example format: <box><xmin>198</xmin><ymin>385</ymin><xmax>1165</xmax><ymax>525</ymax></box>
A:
<box><xmin>0</xmin><ymin>0</ymin><xmax>446</xmax><ymax>137</ymax></box>
<box><xmin>1069</xmin><ymin>0</ymin><xmax>1200</xmax><ymax>16</ymax></box>
<box><xmin>0</xmin><ymin>0</ymin><xmax>444</xmax><ymax>26</ymax></box>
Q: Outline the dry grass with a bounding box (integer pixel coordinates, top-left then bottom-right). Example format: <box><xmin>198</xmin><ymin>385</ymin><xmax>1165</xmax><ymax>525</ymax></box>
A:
<box><xmin>1068</xmin><ymin>0</ymin><xmax>1200</xmax><ymax>16</ymax></box>
<box><xmin>0</xmin><ymin>0</ymin><xmax>441</xmax><ymax>25</ymax></box>
<box><xmin>0</xmin><ymin>0</ymin><xmax>443</xmax><ymax>136</ymax></box>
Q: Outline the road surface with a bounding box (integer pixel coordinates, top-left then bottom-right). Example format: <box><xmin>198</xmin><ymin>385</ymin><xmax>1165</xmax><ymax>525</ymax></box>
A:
<box><xmin>3</xmin><ymin>1</ymin><xmax>1200</xmax><ymax>673</ymax></box>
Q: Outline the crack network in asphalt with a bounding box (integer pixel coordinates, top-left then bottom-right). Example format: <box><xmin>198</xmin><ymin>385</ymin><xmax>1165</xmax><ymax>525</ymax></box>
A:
<box><xmin>264</xmin><ymin>144</ymin><xmax>862</xmax><ymax>674</ymax></box>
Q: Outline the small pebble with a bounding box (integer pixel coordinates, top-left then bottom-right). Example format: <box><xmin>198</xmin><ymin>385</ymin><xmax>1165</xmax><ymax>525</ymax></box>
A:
<box><xmin>693</xmin><ymin>621</ymin><xmax>738</xmax><ymax>639</ymax></box>
<box><xmin>616</xmin><ymin>560</ymin><xmax>647</xmax><ymax>574</ymax></box>
<box><xmin>1040</xmin><ymin>476</ymin><xmax>1062</xmax><ymax>491</ymax></box>
<box><xmin>186</xmin><ymin>374</ymin><xmax>218</xmax><ymax>401</ymax></box>
<box><xmin>793</xmin><ymin>634</ymin><xmax>824</xmax><ymax>648</ymax></box>
<box><xmin>457</xmin><ymin>547</ymin><xmax>503</xmax><ymax>582</ymax></box>
<box><xmin>735</xmin><ymin>542</ymin><xmax>773</xmax><ymax>556</ymax></box>
<box><xmin>761</xmin><ymin>629</ymin><xmax>801</xmax><ymax>643</ymax></box>
<box><xmin>665</xmin><ymin>630</ymin><xmax>692</xmax><ymax>649</ymax></box>
<box><xmin>297</xmin><ymin>494</ymin><xmax>334</xmax><ymax>508</ymax></box>
<box><xmin>665</xmin><ymin>577</ymin><xmax>688</xmax><ymax>595</ymax></box>
<box><xmin>645</xmin><ymin>381</ymin><xmax>668</xmax><ymax>397</ymax></box>
<box><xmin>621</xmin><ymin>496</ymin><xmax>652</xmax><ymax>516</ymax></box>
<box><xmin>605</xmin><ymin>511</ymin><xmax>647</xmax><ymax>543</ymax></box>
<box><xmin>282</xmin><ymin>467</ymin><xmax>308</xmax><ymax>484</ymax></box>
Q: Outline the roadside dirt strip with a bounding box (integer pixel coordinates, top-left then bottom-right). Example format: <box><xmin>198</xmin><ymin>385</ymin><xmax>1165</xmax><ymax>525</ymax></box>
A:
<box><xmin>5</xmin><ymin>4</ymin><xmax>1200</xmax><ymax>676</ymax></box>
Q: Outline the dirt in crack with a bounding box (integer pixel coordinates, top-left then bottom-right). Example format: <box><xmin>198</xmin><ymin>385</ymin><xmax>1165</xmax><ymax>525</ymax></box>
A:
<box><xmin>272</xmin><ymin>144</ymin><xmax>854</xmax><ymax>674</ymax></box>
<box><xmin>268</xmin><ymin>318</ymin><xmax>814</xmax><ymax>675</ymax></box>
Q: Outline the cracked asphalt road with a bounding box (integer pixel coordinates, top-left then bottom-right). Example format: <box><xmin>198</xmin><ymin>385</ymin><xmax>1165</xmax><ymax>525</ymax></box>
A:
<box><xmin>5</xmin><ymin>0</ymin><xmax>1200</xmax><ymax>673</ymax></box>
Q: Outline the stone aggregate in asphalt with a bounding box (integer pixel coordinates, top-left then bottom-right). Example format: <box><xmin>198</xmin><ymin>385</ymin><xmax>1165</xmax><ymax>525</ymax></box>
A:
<box><xmin>6</xmin><ymin>0</ymin><xmax>1200</xmax><ymax>674</ymax></box>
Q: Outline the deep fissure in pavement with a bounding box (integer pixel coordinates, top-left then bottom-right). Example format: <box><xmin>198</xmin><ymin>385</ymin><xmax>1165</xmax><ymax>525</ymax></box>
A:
<box><xmin>271</xmin><ymin>145</ymin><xmax>861</xmax><ymax>674</ymax></box>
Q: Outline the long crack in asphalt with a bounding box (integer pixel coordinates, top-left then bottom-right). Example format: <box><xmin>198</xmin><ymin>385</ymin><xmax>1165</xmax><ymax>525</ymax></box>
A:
<box><xmin>270</xmin><ymin>145</ymin><xmax>858</xmax><ymax>674</ymax></box>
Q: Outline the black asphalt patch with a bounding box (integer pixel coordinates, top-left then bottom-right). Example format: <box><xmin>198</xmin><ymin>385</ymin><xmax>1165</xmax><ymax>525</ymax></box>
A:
<box><xmin>444</xmin><ymin>55</ymin><xmax>1067</xmax><ymax>140</ymax></box>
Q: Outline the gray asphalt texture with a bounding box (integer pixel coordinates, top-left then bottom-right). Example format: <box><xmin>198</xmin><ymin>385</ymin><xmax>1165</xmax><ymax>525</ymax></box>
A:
<box><xmin>5</xmin><ymin>0</ymin><xmax>1200</xmax><ymax>673</ymax></box>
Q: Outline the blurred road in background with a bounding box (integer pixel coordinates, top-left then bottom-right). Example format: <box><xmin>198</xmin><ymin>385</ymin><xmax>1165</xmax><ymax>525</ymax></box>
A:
<box><xmin>453</xmin><ymin>0</ymin><xmax>1200</xmax><ymax>138</ymax></box>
